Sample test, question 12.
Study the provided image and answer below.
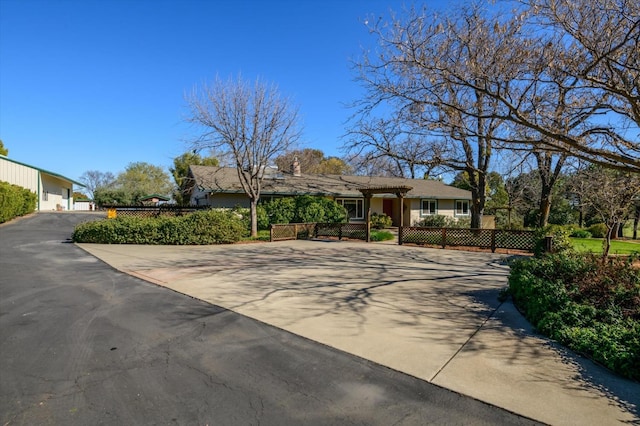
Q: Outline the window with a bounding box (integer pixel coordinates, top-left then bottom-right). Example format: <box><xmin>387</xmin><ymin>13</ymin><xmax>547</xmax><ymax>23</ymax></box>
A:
<box><xmin>421</xmin><ymin>199</ymin><xmax>437</xmax><ymax>216</ymax></box>
<box><xmin>337</xmin><ymin>198</ymin><xmax>364</xmax><ymax>220</ymax></box>
<box><xmin>455</xmin><ymin>200</ymin><xmax>470</xmax><ymax>216</ymax></box>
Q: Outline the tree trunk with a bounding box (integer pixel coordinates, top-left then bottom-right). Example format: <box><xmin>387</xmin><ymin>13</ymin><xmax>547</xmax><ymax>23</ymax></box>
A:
<box><xmin>579</xmin><ymin>204</ymin><xmax>584</xmax><ymax>228</ymax></box>
<box><xmin>634</xmin><ymin>204</ymin><xmax>639</xmax><ymax>240</ymax></box>
<box><xmin>249</xmin><ymin>198</ymin><xmax>258</xmax><ymax>238</ymax></box>
<box><xmin>602</xmin><ymin>223</ymin><xmax>614</xmax><ymax>259</ymax></box>
<box><xmin>470</xmin><ymin>198</ymin><xmax>483</xmax><ymax>229</ymax></box>
<box><xmin>538</xmin><ymin>185</ymin><xmax>553</xmax><ymax>228</ymax></box>
<box><xmin>469</xmin><ymin>173</ymin><xmax>486</xmax><ymax>229</ymax></box>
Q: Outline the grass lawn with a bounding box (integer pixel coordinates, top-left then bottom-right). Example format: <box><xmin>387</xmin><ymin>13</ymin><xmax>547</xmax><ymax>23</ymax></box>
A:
<box><xmin>241</xmin><ymin>230</ymin><xmax>271</xmax><ymax>242</ymax></box>
<box><xmin>571</xmin><ymin>237</ymin><xmax>640</xmax><ymax>255</ymax></box>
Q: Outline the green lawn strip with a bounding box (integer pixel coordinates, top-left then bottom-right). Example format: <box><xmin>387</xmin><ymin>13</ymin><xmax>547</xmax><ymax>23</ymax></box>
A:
<box><xmin>571</xmin><ymin>238</ymin><xmax>640</xmax><ymax>255</ymax></box>
<box><xmin>241</xmin><ymin>230</ymin><xmax>271</xmax><ymax>242</ymax></box>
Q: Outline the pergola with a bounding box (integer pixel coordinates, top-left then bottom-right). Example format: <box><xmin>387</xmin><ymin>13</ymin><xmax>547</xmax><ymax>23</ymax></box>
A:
<box><xmin>358</xmin><ymin>185</ymin><xmax>413</xmax><ymax>245</ymax></box>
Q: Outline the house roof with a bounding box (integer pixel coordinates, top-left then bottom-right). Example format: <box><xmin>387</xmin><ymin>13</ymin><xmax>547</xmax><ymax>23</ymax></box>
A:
<box><xmin>140</xmin><ymin>194</ymin><xmax>170</xmax><ymax>201</ymax></box>
<box><xmin>188</xmin><ymin>166</ymin><xmax>472</xmax><ymax>200</ymax></box>
<box><xmin>0</xmin><ymin>155</ymin><xmax>85</xmax><ymax>187</ymax></box>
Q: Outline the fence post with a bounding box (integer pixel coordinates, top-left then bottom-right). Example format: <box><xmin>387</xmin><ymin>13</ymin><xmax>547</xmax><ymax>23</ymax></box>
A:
<box><xmin>491</xmin><ymin>230</ymin><xmax>496</xmax><ymax>253</ymax></box>
<box><xmin>442</xmin><ymin>228</ymin><xmax>447</xmax><ymax>249</ymax></box>
<box><xmin>544</xmin><ymin>236</ymin><xmax>553</xmax><ymax>253</ymax></box>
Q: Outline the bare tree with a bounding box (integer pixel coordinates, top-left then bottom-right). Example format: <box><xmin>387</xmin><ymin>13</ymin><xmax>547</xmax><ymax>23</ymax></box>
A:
<box><xmin>570</xmin><ymin>166</ymin><xmax>640</xmax><ymax>257</ymax></box>
<box><xmin>78</xmin><ymin>170</ymin><xmax>115</xmax><ymax>199</ymax></box>
<box><xmin>185</xmin><ymin>75</ymin><xmax>302</xmax><ymax>237</ymax></box>
<box><xmin>344</xmin><ymin>119</ymin><xmax>438</xmax><ymax>178</ymax></box>
<box><xmin>476</xmin><ymin>0</ymin><xmax>640</xmax><ymax>171</ymax></box>
<box><xmin>348</xmin><ymin>4</ymin><xmax>518</xmax><ymax>228</ymax></box>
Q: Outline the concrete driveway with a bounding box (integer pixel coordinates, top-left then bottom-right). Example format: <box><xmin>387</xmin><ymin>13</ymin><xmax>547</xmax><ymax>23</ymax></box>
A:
<box><xmin>80</xmin><ymin>239</ymin><xmax>640</xmax><ymax>426</ymax></box>
<box><xmin>4</xmin><ymin>213</ymin><xmax>548</xmax><ymax>425</ymax></box>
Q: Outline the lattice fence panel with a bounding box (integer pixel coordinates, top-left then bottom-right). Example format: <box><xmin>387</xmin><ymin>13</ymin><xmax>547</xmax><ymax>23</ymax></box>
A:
<box><xmin>315</xmin><ymin>223</ymin><xmax>367</xmax><ymax>240</ymax></box>
<box><xmin>111</xmin><ymin>206</ymin><xmax>209</xmax><ymax>218</ymax></box>
<box><xmin>271</xmin><ymin>224</ymin><xmax>297</xmax><ymax>241</ymax></box>
<box><xmin>271</xmin><ymin>223</ymin><xmax>317</xmax><ymax>241</ymax></box>
<box><xmin>494</xmin><ymin>230</ymin><xmax>536</xmax><ymax>250</ymax></box>
<box><xmin>402</xmin><ymin>227</ymin><xmax>443</xmax><ymax>245</ymax></box>
<box><xmin>445</xmin><ymin>228</ymin><xmax>494</xmax><ymax>248</ymax></box>
<box><xmin>402</xmin><ymin>227</ymin><xmax>536</xmax><ymax>252</ymax></box>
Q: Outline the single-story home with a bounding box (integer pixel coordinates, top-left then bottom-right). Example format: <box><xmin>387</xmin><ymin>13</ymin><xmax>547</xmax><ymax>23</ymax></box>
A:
<box><xmin>186</xmin><ymin>164</ymin><xmax>472</xmax><ymax>227</ymax></box>
<box><xmin>140</xmin><ymin>194</ymin><xmax>171</xmax><ymax>206</ymax></box>
<box><xmin>0</xmin><ymin>155</ymin><xmax>84</xmax><ymax>211</ymax></box>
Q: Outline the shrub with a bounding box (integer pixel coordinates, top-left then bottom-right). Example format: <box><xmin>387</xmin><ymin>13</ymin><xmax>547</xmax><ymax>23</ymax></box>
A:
<box><xmin>259</xmin><ymin>196</ymin><xmax>346</xmax><ymax>229</ymax></box>
<box><xmin>0</xmin><ymin>181</ymin><xmax>37</xmax><ymax>223</ymax></box>
<box><xmin>416</xmin><ymin>214</ymin><xmax>447</xmax><ymax>227</ymax></box>
<box><xmin>533</xmin><ymin>224</ymin><xmax>575</xmax><ymax>256</ymax></box>
<box><xmin>508</xmin><ymin>253</ymin><xmax>640</xmax><ymax>380</ymax></box>
<box><xmin>370</xmin><ymin>212</ymin><xmax>392</xmax><ymax>229</ymax></box>
<box><xmin>317</xmin><ymin>197</ymin><xmax>347</xmax><ymax>223</ymax></box>
<box><xmin>370</xmin><ymin>230</ymin><xmax>395</xmax><ymax>241</ymax></box>
<box><xmin>570</xmin><ymin>229</ymin><xmax>592</xmax><ymax>238</ymax></box>
<box><xmin>294</xmin><ymin>195</ymin><xmax>326</xmax><ymax>223</ymax></box>
<box><xmin>415</xmin><ymin>215</ymin><xmax>471</xmax><ymax>228</ymax></box>
<box><xmin>72</xmin><ymin>209</ymin><xmax>246</xmax><ymax>244</ymax></box>
<box><xmin>588</xmin><ymin>223</ymin><xmax>608</xmax><ymax>238</ymax></box>
<box><xmin>451</xmin><ymin>217</ymin><xmax>471</xmax><ymax>228</ymax></box>
<box><xmin>263</xmin><ymin>197</ymin><xmax>296</xmax><ymax>228</ymax></box>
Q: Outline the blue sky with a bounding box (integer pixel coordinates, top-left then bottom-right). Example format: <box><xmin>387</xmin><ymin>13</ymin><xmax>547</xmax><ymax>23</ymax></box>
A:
<box><xmin>1</xmin><ymin>0</ymin><xmax>451</xmax><ymax>184</ymax></box>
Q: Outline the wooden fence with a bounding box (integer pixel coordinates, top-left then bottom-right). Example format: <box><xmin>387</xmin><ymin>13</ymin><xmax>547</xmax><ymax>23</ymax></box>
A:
<box><xmin>401</xmin><ymin>227</ymin><xmax>536</xmax><ymax>252</ymax></box>
<box><xmin>270</xmin><ymin>223</ymin><xmax>368</xmax><ymax>242</ymax></box>
<box><xmin>105</xmin><ymin>205</ymin><xmax>211</xmax><ymax>218</ymax></box>
<box><xmin>272</xmin><ymin>223</ymin><xmax>537</xmax><ymax>252</ymax></box>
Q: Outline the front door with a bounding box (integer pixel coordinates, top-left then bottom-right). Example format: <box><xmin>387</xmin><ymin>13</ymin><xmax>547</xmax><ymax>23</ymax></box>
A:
<box><xmin>383</xmin><ymin>199</ymin><xmax>396</xmax><ymax>226</ymax></box>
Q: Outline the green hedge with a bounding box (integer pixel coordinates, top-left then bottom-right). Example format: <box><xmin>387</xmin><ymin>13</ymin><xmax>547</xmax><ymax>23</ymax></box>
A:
<box><xmin>508</xmin><ymin>253</ymin><xmax>640</xmax><ymax>381</ymax></box>
<box><xmin>72</xmin><ymin>209</ymin><xmax>247</xmax><ymax>244</ymax></box>
<box><xmin>0</xmin><ymin>181</ymin><xmax>37</xmax><ymax>223</ymax></box>
<box><xmin>258</xmin><ymin>195</ymin><xmax>347</xmax><ymax>230</ymax></box>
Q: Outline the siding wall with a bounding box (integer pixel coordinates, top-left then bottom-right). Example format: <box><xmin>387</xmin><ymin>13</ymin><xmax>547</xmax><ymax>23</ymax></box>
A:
<box><xmin>41</xmin><ymin>174</ymin><xmax>73</xmax><ymax>210</ymax></box>
<box><xmin>0</xmin><ymin>158</ymin><xmax>38</xmax><ymax>192</ymax></box>
<box><xmin>1</xmin><ymin>157</ymin><xmax>75</xmax><ymax>211</ymax></box>
<box><xmin>190</xmin><ymin>191</ymin><xmax>249</xmax><ymax>208</ymax></box>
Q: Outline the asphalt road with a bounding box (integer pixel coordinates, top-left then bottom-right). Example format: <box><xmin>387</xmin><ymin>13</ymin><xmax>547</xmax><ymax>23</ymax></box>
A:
<box><xmin>0</xmin><ymin>213</ymin><xmax>541</xmax><ymax>425</ymax></box>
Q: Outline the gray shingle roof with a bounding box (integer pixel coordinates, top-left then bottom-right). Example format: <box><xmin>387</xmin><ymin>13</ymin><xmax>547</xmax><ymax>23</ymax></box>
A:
<box><xmin>188</xmin><ymin>165</ymin><xmax>471</xmax><ymax>200</ymax></box>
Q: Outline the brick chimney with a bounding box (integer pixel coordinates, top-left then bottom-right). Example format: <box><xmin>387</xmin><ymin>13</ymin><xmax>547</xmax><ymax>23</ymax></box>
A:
<box><xmin>291</xmin><ymin>156</ymin><xmax>301</xmax><ymax>176</ymax></box>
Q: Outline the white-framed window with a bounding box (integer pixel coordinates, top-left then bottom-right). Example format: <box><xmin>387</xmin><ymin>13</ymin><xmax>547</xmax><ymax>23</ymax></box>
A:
<box><xmin>455</xmin><ymin>200</ymin><xmax>470</xmax><ymax>216</ymax></box>
<box><xmin>336</xmin><ymin>198</ymin><xmax>364</xmax><ymax>220</ymax></box>
<box><xmin>421</xmin><ymin>199</ymin><xmax>437</xmax><ymax>216</ymax></box>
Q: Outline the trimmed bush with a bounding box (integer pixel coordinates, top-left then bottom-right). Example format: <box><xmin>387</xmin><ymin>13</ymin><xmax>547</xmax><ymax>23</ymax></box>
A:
<box><xmin>0</xmin><ymin>181</ymin><xmax>37</xmax><ymax>223</ymax></box>
<box><xmin>416</xmin><ymin>214</ymin><xmax>448</xmax><ymax>227</ymax></box>
<box><xmin>508</xmin><ymin>253</ymin><xmax>640</xmax><ymax>381</ymax></box>
<box><xmin>72</xmin><ymin>209</ymin><xmax>247</xmax><ymax>244</ymax></box>
<box><xmin>370</xmin><ymin>212</ymin><xmax>392</xmax><ymax>229</ymax></box>
<box><xmin>415</xmin><ymin>214</ymin><xmax>471</xmax><ymax>228</ymax></box>
<box><xmin>262</xmin><ymin>197</ymin><xmax>296</xmax><ymax>228</ymax></box>
<box><xmin>570</xmin><ymin>229</ymin><xmax>592</xmax><ymax>238</ymax></box>
<box><xmin>258</xmin><ymin>196</ymin><xmax>347</xmax><ymax>229</ymax></box>
<box><xmin>534</xmin><ymin>224</ymin><xmax>575</xmax><ymax>256</ymax></box>
<box><xmin>588</xmin><ymin>223</ymin><xmax>608</xmax><ymax>238</ymax></box>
